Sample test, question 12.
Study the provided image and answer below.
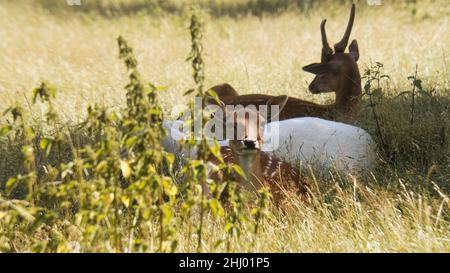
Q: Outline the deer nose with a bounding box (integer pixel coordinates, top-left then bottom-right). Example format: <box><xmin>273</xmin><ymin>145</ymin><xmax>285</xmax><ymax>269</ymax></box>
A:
<box><xmin>308</xmin><ymin>82</ymin><xmax>318</xmax><ymax>93</ymax></box>
<box><xmin>243</xmin><ymin>140</ymin><xmax>256</xmax><ymax>149</ymax></box>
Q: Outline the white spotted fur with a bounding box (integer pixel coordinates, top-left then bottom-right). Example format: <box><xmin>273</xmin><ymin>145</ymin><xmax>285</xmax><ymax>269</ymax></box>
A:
<box><xmin>263</xmin><ymin>117</ymin><xmax>377</xmax><ymax>172</ymax></box>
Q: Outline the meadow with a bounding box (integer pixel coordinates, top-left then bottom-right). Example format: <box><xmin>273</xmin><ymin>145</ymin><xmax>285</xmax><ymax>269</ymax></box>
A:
<box><xmin>0</xmin><ymin>0</ymin><xmax>449</xmax><ymax>252</ymax></box>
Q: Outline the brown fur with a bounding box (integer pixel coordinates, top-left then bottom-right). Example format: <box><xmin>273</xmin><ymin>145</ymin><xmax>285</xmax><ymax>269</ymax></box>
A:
<box><xmin>208</xmin><ymin>147</ymin><xmax>310</xmax><ymax>207</ymax></box>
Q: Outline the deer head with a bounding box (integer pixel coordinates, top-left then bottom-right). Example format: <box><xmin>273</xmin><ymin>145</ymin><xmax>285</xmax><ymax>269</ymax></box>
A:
<box><xmin>226</xmin><ymin>95</ymin><xmax>288</xmax><ymax>191</ymax></box>
<box><xmin>303</xmin><ymin>4</ymin><xmax>361</xmax><ymax>107</ymax></box>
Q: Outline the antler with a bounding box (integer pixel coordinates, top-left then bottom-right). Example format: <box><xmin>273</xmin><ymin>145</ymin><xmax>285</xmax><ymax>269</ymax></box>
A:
<box><xmin>334</xmin><ymin>4</ymin><xmax>356</xmax><ymax>53</ymax></box>
<box><xmin>320</xmin><ymin>20</ymin><xmax>333</xmax><ymax>62</ymax></box>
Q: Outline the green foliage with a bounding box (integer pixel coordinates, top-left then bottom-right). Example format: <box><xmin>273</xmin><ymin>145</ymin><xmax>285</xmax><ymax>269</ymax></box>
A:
<box><xmin>0</xmin><ymin>11</ymin><xmax>273</xmax><ymax>253</ymax></box>
<box><xmin>359</xmin><ymin>62</ymin><xmax>450</xmax><ymax>190</ymax></box>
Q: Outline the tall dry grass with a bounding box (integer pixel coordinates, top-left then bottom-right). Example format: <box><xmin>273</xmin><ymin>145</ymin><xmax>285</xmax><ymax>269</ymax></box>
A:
<box><xmin>1</xmin><ymin>0</ymin><xmax>448</xmax><ymax>119</ymax></box>
<box><xmin>0</xmin><ymin>0</ymin><xmax>449</xmax><ymax>252</ymax></box>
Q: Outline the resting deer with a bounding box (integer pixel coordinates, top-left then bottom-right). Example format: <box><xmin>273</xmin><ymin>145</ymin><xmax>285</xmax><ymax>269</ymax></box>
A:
<box><xmin>162</xmin><ymin>95</ymin><xmax>289</xmax><ymax>158</ymax></box>
<box><xmin>264</xmin><ymin>117</ymin><xmax>377</xmax><ymax>172</ymax></box>
<box><xmin>162</xmin><ymin>96</ymin><xmax>310</xmax><ymax>206</ymax></box>
<box><xmin>209</xmin><ymin>4</ymin><xmax>361</xmax><ymax>121</ymax></box>
<box><xmin>207</xmin><ymin>99</ymin><xmax>310</xmax><ymax>206</ymax></box>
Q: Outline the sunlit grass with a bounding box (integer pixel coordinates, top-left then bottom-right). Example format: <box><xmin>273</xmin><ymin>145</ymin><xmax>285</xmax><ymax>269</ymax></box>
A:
<box><xmin>0</xmin><ymin>0</ymin><xmax>449</xmax><ymax>252</ymax></box>
<box><xmin>1</xmin><ymin>1</ymin><xmax>448</xmax><ymax>120</ymax></box>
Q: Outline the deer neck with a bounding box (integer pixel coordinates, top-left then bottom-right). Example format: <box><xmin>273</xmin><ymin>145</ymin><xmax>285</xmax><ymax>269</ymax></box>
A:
<box><xmin>334</xmin><ymin>72</ymin><xmax>361</xmax><ymax>113</ymax></box>
<box><xmin>235</xmin><ymin>152</ymin><xmax>264</xmax><ymax>192</ymax></box>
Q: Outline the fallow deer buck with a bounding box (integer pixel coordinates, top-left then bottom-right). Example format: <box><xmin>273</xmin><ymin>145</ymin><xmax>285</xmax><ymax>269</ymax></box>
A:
<box><xmin>209</xmin><ymin>4</ymin><xmax>361</xmax><ymax>121</ymax></box>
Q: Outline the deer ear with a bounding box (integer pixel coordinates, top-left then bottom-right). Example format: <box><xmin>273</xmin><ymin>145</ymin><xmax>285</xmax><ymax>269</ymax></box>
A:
<box><xmin>303</xmin><ymin>62</ymin><xmax>341</xmax><ymax>75</ymax></box>
<box><xmin>302</xmin><ymin>63</ymin><xmax>323</xmax><ymax>74</ymax></box>
<box><xmin>349</xmin><ymin>39</ymin><xmax>359</xmax><ymax>62</ymax></box>
<box><xmin>266</xmin><ymin>95</ymin><xmax>288</xmax><ymax>121</ymax></box>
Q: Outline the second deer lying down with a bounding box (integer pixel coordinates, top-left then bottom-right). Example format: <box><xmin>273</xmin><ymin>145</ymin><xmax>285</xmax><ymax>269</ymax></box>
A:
<box><xmin>264</xmin><ymin>117</ymin><xmax>377</xmax><ymax>172</ymax></box>
<box><xmin>209</xmin><ymin>4</ymin><xmax>361</xmax><ymax>121</ymax></box>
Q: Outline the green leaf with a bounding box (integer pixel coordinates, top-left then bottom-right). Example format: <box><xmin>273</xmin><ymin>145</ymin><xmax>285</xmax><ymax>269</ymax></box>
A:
<box><xmin>164</xmin><ymin>152</ymin><xmax>175</xmax><ymax>166</ymax></box>
<box><xmin>148</xmin><ymin>108</ymin><xmax>162</xmax><ymax>115</ymax></box>
<box><xmin>210</xmin><ymin>198</ymin><xmax>219</xmax><ymax>215</ymax></box>
<box><xmin>209</xmin><ymin>140</ymin><xmax>224</xmax><ymax>164</ymax></box>
<box><xmin>206</xmin><ymin>88</ymin><xmax>222</xmax><ymax>105</ymax></box>
<box><xmin>183</xmin><ymin>88</ymin><xmax>195</xmax><ymax>96</ymax></box>
<box><xmin>413</xmin><ymin>79</ymin><xmax>423</xmax><ymax>90</ymax></box>
<box><xmin>24</xmin><ymin>127</ymin><xmax>35</xmax><ymax>139</ymax></box>
<box><xmin>251</xmin><ymin>208</ymin><xmax>259</xmax><ymax>216</ymax></box>
<box><xmin>210</xmin><ymin>198</ymin><xmax>224</xmax><ymax>218</ymax></box>
<box><xmin>6</xmin><ymin>177</ymin><xmax>18</xmax><ymax>194</ymax></box>
<box><xmin>125</xmin><ymin>136</ymin><xmax>138</xmax><ymax>148</ymax></box>
<box><xmin>155</xmin><ymin>85</ymin><xmax>168</xmax><ymax>92</ymax></box>
<box><xmin>8</xmin><ymin>106</ymin><xmax>23</xmax><ymax>121</ymax></box>
<box><xmin>61</xmin><ymin>162</ymin><xmax>74</xmax><ymax>179</ymax></box>
<box><xmin>214</xmin><ymin>239</ymin><xmax>224</xmax><ymax>248</ymax></box>
<box><xmin>0</xmin><ymin>125</ymin><xmax>11</xmax><ymax>137</ymax></box>
<box><xmin>95</xmin><ymin>160</ymin><xmax>108</xmax><ymax>174</ymax></box>
<box><xmin>120</xmin><ymin>160</ymin><xmax>132</xmax><ymax>179</ymax></box>
<box><xmin>161</xmin><ymin>204</ymin><xmax>173</xmax><ymax>224</ymax></box>
<box><xmin>121</xmin><ymin>196</ymin><xmax>130</xmax><ymax>208</ymax></box>
<box><xmin>224</xmin><ymin>223</ymin><xmax>233</xmax><ymax>233</ymax></box>
<box><xmin>21</xmin><ymin>145</ymin><xmax>34</xmax><ymax>158</ymax></box>
<box><xmin>232</xmin><ymin>164</ymin><xmax>246</xmax><ymax>179</ymax></box>
<box><xmin>40</xmin><ymin>138</ymin><xmax>51</xmax><ymax>150</ymax></box>
<box><xmin>163</xmin><ymin>178</ymin><xmax>178</xmax><ymax>196</ymax></box>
